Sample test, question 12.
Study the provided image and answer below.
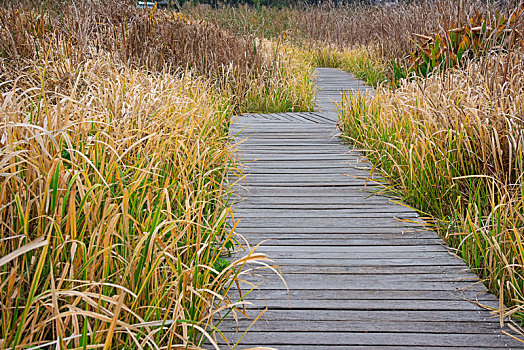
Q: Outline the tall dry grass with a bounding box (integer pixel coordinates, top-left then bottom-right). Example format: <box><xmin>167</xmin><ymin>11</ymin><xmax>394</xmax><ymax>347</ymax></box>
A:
<box><xmin>0</xmin><ymin>54</ymin><xmax>252</xmax><ymax>348</ymax></box>
<box><xmin>340</xmin><ymin>51</ymin><xmax>524</xmax><ymax>319</ymax></box>
<box><xmin>0</xmin><ymin>0</ymin><xmax>302</xmax><ymax>348</ymax></box>
<box><xmin>0</xmin><ymin>0</ymin><xmax>314</xmax><ymax>113</ymax></box>
<box><xmin>187</xmin><ymin>1</ymin><xmax>521</xmax><ymax>85</ymax></box>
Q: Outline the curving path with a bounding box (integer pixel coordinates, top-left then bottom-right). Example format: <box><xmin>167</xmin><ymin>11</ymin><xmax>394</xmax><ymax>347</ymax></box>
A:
<box><xmin>219</xmin><ymin>68</ymin><xmax>524</xmax><ymax>349</ymax></box>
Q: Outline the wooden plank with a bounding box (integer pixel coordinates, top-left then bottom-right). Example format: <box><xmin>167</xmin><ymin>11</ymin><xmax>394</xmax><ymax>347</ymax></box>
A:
<box><xmin>234</xmin><ymin>258</ymin><xmax>466</xmax><ymax>267</ymax></box>
<box><xmin>236</xmin><ymin>140</ymin><xmax>346</xmax><ymax>146</ymax></box>
<box><xmin>250</xmin><ymin>270</ymin><xmax>480</xmax><ymax>281</ymax></box>
<box><xmin>232</xmin><ymin>174</ymin><xmax>381</xmax><ymax>182</ymax></box>
<box><xmin>236</xmin><ymin>148</ymin><xmax>351</xmax><ymax>154</ymax></box>
<box><xmin>230</xmin><ymin>193</ymin><xmax>396</xmax><ymax>200</ymax></box>
<box><xmin>247</xmin><ymin>245</ymin><xmax>449</xmax><ymax>253</ymax></box>
<box><xmin>232</xmin><ymin>226</ymin><xmax>431</xmax><ymax>234</ymax></box>
<box><xmin>233</xmin><ymin>169</ymin><xmax>377</xmax><ymax>176</ymax></box>
<box><xmin>232</xmin><ymin>135</ymin><xmax>340</xmax><ymax>140</ymax></box>
<box><xmin>234</xmin><ymin>172</ymin><xmax>369</xmax><ymax>178</ymax></box>
<box><xmin>230</xmin><ymin>125</ymin><xmax>337</xmax><ymax>132</ymax></box>
<box><xmin>233</xmin><ymin>217</ymin><xmax>423</xmax><ymax>228</ymax></box>
<box><xmin>232</xmin><ymin>187</ymin><xmax>391</xmax><ymax>196</ymax></box>
<box><xmin>235</xmin><ymin>149</ymin><xmax>354</xmax><ymax>154</ymax></box>
<box><xmin>233</xmin><ymin>228</ymin><xmax>434</xmax><ymax>236</ymax></box>
<box><xmin>236</xmin><ymin>144</ymin><xmax>347</xmax><ymax>149</ymax></box>
<box><xmin>236</xmin><ymin>155</ymin><xmax>357</xmax><ymax>161</ymax></box>
<box><xmin>231</xmin><ymin>288</ymin><xmax>498</xmax><ymax>302</ymax></box>
<box><xmin>233</xmin><ymin>182</ymin><xmax>383</xmax><ymax>188</ymax></box>
<box><xmin>233</xmin><ymin>181</ymin><xmax>383</xmax><ymax>187</ymax></box>
<box><xmin>236</xmin><ymin>145</ymin><xmax>349</xmax><ymax>151</ymax></box>
<box><xmin>231</xmin><ymin>197</ymin><xmax>403</xmax><ymax>205</ymax></box>
<box><xmin>233</xmin><ymin>208</ymin><xmax>418</xmax><ymax>216</ymax></box>
<box><xmin>247</xmin><ymin>264</ymin><xmax>477</xmax><ymax>275</ymax></box>
<box><xmin>232</xmin><ymin>203</ymin><xmax>413</xmax><ymax>210</ymax></box>
<box><xmin>236</xmin><ymin>159</ymin><xmax>371</xmax><ymax>165</ymax></box>
<box><xmin>233</xmin><ymin>184</ymin><xmax>384</xmax><ymax>190</ymax></box>
<box><xmin>232</xmin><ymin>118</ymin><xmax>297</xmax><ymax>124</ymax></box>
<box><xmin>233</xmin><ymin>141</ymin><xmax>344</xmax><ymax>145</ymax></box>
<box><xmin>230</xmin><ymin>346</ymin><xmax>510</xmax><ymax>350</ymax></box>
<box><xmin>215</xmin><ymin>332</ymin><xmax>517</xmax><ymax>348</ymax></box>
<box><xmin>220</xmin><ymin>309</ymin><xmax>499</xmax><ymax>322</ymax></box>
<box><xmin>237</xmin><ymin>237</ymin><xmax>442</xmax><ymax>245</ymax></box>
<box><xmin>230</xmin><ymin>126</ymin><xmax>337</xmax><ymax>131</ymax></box>
<box><xmin>234</xmin><ymin>172</ymin><xmax>382</xmax><ymax>180</ymax></box>
<box><xmin>232</xmin><ymin>208</ymin><xmax>417</xmax><ymax>217</ymax></box>
<box><xmin>239</xmin><ymin>299</ymin><xmax>496</xmax><ymax>310</ymax></box>
<box><xmin>235</xmin><ymin>275</ymin><xmax>482</xmax><ymax>290</ymax></box>
<box><xmin>241</xmin><ymin>252</ymin><xmax>460</xmax><ymax>261</ymax></box>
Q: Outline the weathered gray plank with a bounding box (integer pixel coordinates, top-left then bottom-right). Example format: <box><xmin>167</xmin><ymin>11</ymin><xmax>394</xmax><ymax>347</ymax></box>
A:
<box><xmin>237</xmin><ymin>237</ymin><xmax>443</xmax><ymax>245</ymax></box>
<box><xmin>233</xmin><ymin>208</ymin><xmax>418</xmax><ymax>217</ymax></box>
<box><xmin>232</xmin><ymin>186</ymin><xmax>385</xmax><ymax>195</ymax></box>
<box><xmin>232</xmin><ymin>226</ymin><xmax>429</xmax><ymax>233</ymax></box>
<box><xmin>248</xmin><ymin>244</ymin><xmax>450</xmax><ymax>253</ymax></box>
<box><xmin>244</xmin><ymin>264</ymin><xmax>478</xmax><ymax>275</ymax></box>
<box><xmin>231</xmin><ymin>201</ymin><xmax>406</xmax><ymax>208</ymax></box>
<box><xmin>235</xmin><ymin>258</ymin><xmax>466</xmax><ymax>267</ymax></box>
<box><xmin>235</xmin><ymin>150</ymin><xmax>356</xmax><ymax>156</ymax></box>
<box><xmin>228</xmin><ymin>347</ymin><xmax>510</xmax><ymax>350</ymax></box>
<box><xmin>233</xmin><ymin>217</ymin><xmax>423</xmax><ymax>228</ymax></box>
<box><xmin>232</xmin><ymin>173</ymin><xmax>375</xmax><ymax>179</ymax></box>
<box><xmin>242</xmin><ymin>253</ymin><xmax>461</xmax><ymax>263</ymax></box>
<box><xmin>237</xmin><ymin>298</ymin><xmax>499</xmax><ymax>311</ymax></box>
<box><xmin>236</xmin><ymin>156</ymin><xmax>362</xmax><ymax>162</ymax></box>
<box><xmin>215</xmin><ymin>332</ymin><xmax>516</xmax><ymax>347</ymax></box>
<box><xmin>231</xmin><ymin>288</ymin><xmax>498</xmax><ymax>302</ymax></box>
<box><xmin>232</xmin><ymin>204</ymin><xmax>414</xmax><ymax>211</ymax></box>
<box><xmin>218</xmin><ymin>320</ymin><xmax>503</xmax><ymax>334</ymax></box>
<box><xmin>230</xmin><ymin>193</ymin><xmax>397</xmax><ymax>201</ymax></box>
<box><xmin>235</xmin><ymin>275</ymin><xmax>484</xmax><ymax>291</ymax></box>
<box><xmin>221</xmin><ymin>309</ymin><xmax>499</xmax><ymax>322</ymax></box>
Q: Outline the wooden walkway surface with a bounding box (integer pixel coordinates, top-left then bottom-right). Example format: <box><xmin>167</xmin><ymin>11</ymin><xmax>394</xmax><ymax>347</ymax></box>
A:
<box><xmin>219</xmin><ymin>68</ymin><xmax>524</xmax><ymax>349</ymax></box>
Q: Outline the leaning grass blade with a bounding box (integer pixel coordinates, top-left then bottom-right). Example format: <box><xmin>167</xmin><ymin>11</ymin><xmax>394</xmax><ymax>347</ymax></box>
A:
<box><xmin>0</xmin><ymin>237</ymin><xmax>47</xmax><ymax>267</ymax></box>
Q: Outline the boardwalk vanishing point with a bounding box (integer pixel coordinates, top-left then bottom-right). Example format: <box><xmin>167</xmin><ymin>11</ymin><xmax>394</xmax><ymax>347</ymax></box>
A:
<box><xmin>218</xmin><ymin>68</ymin><xmax>524</xmax><ymax>349</ymax></box>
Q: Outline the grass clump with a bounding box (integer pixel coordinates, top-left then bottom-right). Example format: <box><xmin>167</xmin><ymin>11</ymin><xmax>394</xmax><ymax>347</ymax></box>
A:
<box><xmin>335</xmin><ymin>0</ymin><xmax>524</xmax><ymax>323</ymax></box>
<box><xmin>390</xmin><ymin>4</ymin><xmax>523</xmax><ymax>85</ymax></box>
<box><xmin>0</xmin><ymin>0</ymin><xmax>314</xmax><ymax>113</ymax></box>
<box><xmin>310</xmin><ymin>45</ymin><xmax>388</xmax><ymax>87</ymax></box>
<box><xmin>1</xmin><ymin>56</ymin><xmax>243</xmax><ymax>348</ymax></box>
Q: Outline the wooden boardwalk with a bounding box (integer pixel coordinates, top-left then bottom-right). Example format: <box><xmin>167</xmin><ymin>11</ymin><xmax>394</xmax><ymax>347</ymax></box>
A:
<box><xmin>220</xmin><ymin>68</ymin><xmax>524</xmax><ymax>349</ymax></box>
